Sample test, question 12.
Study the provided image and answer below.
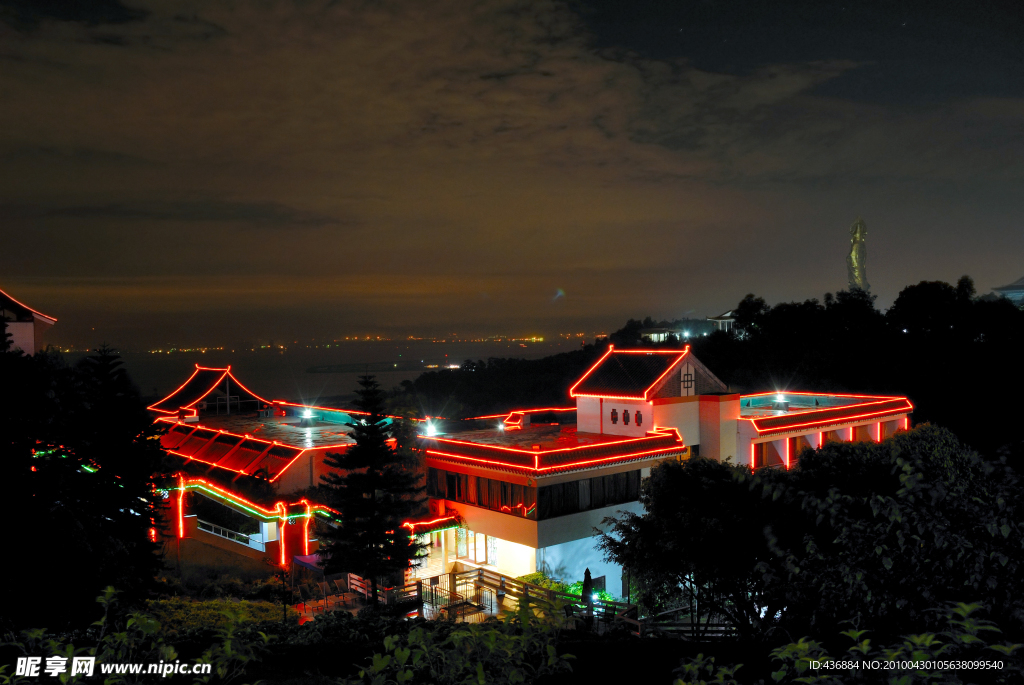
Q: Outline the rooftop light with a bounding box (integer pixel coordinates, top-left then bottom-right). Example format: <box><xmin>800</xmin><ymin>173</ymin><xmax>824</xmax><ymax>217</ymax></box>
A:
<box><xmin>776</xmin><ymin>394</ymin><xmax>785</xmax><ymax>402</ymax></box>
<box><xmin>302</xmin><ymin>410</ymin><xmax>313</xmax><ymax>419</ymax></box>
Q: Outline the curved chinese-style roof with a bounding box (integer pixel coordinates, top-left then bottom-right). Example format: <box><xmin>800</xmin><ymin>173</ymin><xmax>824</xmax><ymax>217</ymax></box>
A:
<box><xmin>148</xmin><ymin>365</ymin><xmax>269</xmax><ymax>416</ymax></box>
<box><xmin>570</xmin><ymin>346</ymin><xmax>691</xmax><ymax>400</ymax></box>
<box><xmin>0</xmin><ymin>287</ymin><xmax>56</xmax><ymax>324</ymax></box>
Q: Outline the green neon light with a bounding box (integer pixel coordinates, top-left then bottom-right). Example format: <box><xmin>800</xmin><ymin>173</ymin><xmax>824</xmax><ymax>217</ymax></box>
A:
<box><xmin>187</xmin><ymin>484</ymin><xmax>278</xmax><ymax>521</ymax></box>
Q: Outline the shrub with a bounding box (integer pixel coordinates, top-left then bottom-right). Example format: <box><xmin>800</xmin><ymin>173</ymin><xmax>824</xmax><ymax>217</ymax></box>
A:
<box><xmin>673</xmin><ymin>603</ymin><xmax>1022</xmax><ymax>685</ymax></box>
<box><xmin>144</xmin><ymin>597</ymin><xmax>295</xmax><ymax>636</ymax></box>
<box><xmin>343</xmin><ymin>603</ymin><xmax>573</xmax><ymax>685</ymax></box>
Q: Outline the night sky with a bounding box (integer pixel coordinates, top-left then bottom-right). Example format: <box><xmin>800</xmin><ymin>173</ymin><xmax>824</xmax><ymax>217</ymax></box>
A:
<box><xmin>3</xmin><ymin>0</ymin><xmax>1023</xmax><ymax>347</ymax></box>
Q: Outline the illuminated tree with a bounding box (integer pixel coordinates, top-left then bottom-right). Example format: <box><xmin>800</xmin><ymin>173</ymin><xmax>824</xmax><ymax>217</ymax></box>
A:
<box><xmin>318</xmin><ymin>375</ymin><xmax>426</xmax><ymax>603</ymax></box>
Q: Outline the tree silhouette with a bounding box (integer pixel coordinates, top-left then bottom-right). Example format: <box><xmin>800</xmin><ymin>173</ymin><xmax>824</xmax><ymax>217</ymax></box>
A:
<box><xmin>0</xmin><ymin>316</ymin><xmax>11</xmax><ymax>353</ymax></box>
<box><xmin>2</xmin><ymin>346</ymin><xmax>163</xmax><ymax>630</ymax></box>
<box><xmin>318</xmin><ymin>375</ymin><xmax>426</xmax><ymax>603</ymax></box>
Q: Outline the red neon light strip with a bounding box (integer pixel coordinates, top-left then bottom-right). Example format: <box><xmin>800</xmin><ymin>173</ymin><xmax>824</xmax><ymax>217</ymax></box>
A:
<box><xmin>642</xmin><ymin>348</ymin><xmax>690</xmax><ymax>401</ymax></box>
<box><xmin>427</xmin><ymin>431</ymin><xmax>671</xmax><ymax>457</ymax></box>
<box><xmin>177</xmin><ymin>474</ymin><xmax>185</xmax><ymax>538</ymax></box>
<box><xmin>216</xmin><ymin>369</ymin><xmax>272</xmax><ymax>406</ymax></box>
<box><xmin>268</xmin><ymin>449</ymin><xmax>306</xmax><ymax>483</ymax></box>
<box><xmin>401</xmin><ymin>515</ymin><xmax>460</xmax><ymax>532</ymax></box>
<box><xmin>149</xmin><ymin>365</ymin><xmax>272</xmax><ymax>415</ymax></box>
<box><xmin>741</xmin><ymin>397</ymin><xmax>909</xmax><ymax>426</ymax></box>
<box><xmin>301</xmin><ymin>499</ymin><xmax>312</xmax><ymax>555</ymax></box>
<box><xmin>0</xmin><ymin>287</ymin><xmax>57</xmax><ymax>323</ymax></box>
<box><xmin>183</xmin><ymin>478</ymin><xmax>283</xmax><ymax>517</ymax></box>
<box><xmin>568</xmin><ymin>345</ymin><xmax>615</xmax><ymax>397</ymax></box>
<box><xmin>427</xmin><ymin>444</ymin><xmax>685</xmax><ymax>473</ymax></box>
<box><xmin>751</xmin><ymin>405</ymin><xmax>912</xmax><ymax>434</ymax></box>
<box><xmin>148</xmin><ymin>366</ymin><xmax>218</xmax><ymax>415</ymax></box>
<box><xmin>277</xmin><ymin>502</ymin><xmax>287</xmax><ymax>567</ymax></box>
<box><xmin>569</xmin><ymin>346</ymin><xmax>691</xmax><ymax>400</ymax></box>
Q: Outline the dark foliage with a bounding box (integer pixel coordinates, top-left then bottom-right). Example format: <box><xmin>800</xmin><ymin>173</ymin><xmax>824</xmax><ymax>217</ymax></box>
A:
<box><xmin>683</xmin><ymin>278</ymin><xmax>1024</xmax><ymax>461</ymax></box>
<box><xmin>1</xmin><ymin>346</ymin><xmax>164</xmax><ymax>631</ymax></box>
<box><xmin>318</xmin><ymin>375</ymin><xmax>427</xmax><ymax>602</ymax></box>
<box><xmin>600</xmin><ymin>426</ymin><xmax>1024</xmax><ymax>645</ymax></box>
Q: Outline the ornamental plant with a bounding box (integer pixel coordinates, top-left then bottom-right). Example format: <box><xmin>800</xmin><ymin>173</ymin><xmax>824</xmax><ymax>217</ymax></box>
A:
<box><xmin>342</xmin><ymin>601</ymin><xmax>573</xmax><ymax>685</ymax></box>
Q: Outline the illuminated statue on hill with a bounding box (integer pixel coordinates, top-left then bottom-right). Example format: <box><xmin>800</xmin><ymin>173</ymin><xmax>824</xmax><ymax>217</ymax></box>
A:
<box><xmin>847</xmin><ymin>217</ymin><xmax>870</xmax><ymax>292</ymax></box>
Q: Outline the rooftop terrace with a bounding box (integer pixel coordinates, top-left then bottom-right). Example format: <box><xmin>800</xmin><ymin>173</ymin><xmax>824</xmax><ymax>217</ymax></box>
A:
<box><xmin>421</xmin><ymin>423</ymin><xmax>686</xmax><ymax>475</ymax></box>
<box><xmin>159</xmin><ymin>413</ymin><xmax>357</xmax><ymax>450</ymax></box>
<box><xmin>739</xmin><ymin>391</ymin><xmax>913</xmax><ymax>436</ymax></box>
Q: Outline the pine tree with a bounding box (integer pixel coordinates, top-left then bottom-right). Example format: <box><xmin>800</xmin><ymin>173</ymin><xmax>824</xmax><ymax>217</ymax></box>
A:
<box><xmin>318</xmin><ymin>376</ymin><xmax>426</xmax><ymax>603</ymax></box>
<box><xmin>3</xmin><ymin>346</ymin><xmax>163</xmax><ymax>630</ymax></box>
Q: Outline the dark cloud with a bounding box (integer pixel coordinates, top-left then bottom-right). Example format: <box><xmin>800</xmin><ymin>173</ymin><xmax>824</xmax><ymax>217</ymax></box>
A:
<box><xmin>0</xmin><ymin>0</ymin><xmax>146</xmax><ymax>32</ymax></box>
<box><xmin>1</xmin><ymin>0</ymin><xmax>1022</xmax><ymax>347</ymax></box>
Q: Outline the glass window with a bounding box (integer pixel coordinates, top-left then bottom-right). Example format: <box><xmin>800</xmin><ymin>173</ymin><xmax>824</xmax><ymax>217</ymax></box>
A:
<box><xmin>610</xmin><ymin>409</ymin><xmax>618</xmax><ymax>424</ymax></box>
<box><xmin>635</xmin><ymin>411</ymin><xmax>642</xmax><ymax>426</ymax></box>
<box><xmin>456</xmin><ymin>528</ymin><xmax>468</xmax><ymax>558</ymax></box>
<box><xmin>477</xmin><ymin>477</ymin><xmax>489</xmax><ymax>508</ymax></box>
<box><xmin>623</xmin><ymin>410</ymin><xmax>630</xmax><ymax>425</ymax></box>
<box><xmin>487</xmin><ymin>535</ymin><xmax>499</xmax><ymax>567</ymax></box>
<box><xmin>475</xmin><ymin>532</ymin><xmax>487</xmax><ymax>563</ymax></box>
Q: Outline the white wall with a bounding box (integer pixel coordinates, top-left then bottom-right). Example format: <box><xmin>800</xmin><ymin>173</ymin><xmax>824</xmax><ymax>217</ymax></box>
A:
<box><xmin>536</xmin><ymin>536</ymin><xmax>625</xmax><ymax>598</ymax></box>
<box><xmin>652</xmin><ymin>397</ymin><xmax>700</xmax><ymax>444</ymax></box>
<box><xmin>536</xmin><ymin>500</ymin><xmax>644</xmax><ymax>548</ymax></box>
<box><xmin>597</xmin><ymin>398</ymin><xmax>648</xmax><ymax>437</ymax></box>
<box><xmin>576</xmin><ymin>396</ymin><xmax>601</xmax><ymax>434</ymax></box>
<box><xmin>495</xmin><ymin>537</ymin><xmax>537</xmax><ymax>577</ymax></box>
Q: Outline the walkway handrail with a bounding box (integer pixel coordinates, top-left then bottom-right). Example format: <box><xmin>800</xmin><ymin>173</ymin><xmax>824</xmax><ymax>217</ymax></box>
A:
<box><xmin>454</xmin><ymin>567</ymin><xmax>642</xmax><ymax>634</ymax></box>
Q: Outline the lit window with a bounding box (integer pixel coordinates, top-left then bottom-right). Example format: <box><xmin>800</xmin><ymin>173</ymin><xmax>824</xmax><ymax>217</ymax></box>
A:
<box><xmin>610</xmin><ymin>409</ymin><xmax>618</xmax><ymax>424</ymax></box>
<box><xmin>635</xmin><ymin>411</ymin><xmax>642</xmax><ymax>426</ymax></box>
<box><xmin>623</xmin><ymin>410</ymin><xmax>630</xmax><ymax>425</ymax></box>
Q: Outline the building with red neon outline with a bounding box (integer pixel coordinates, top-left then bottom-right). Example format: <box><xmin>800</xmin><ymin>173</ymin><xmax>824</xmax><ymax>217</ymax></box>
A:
<box><xmin>148</xmin><ymin>365</ymin><xmax>449</xmax><ymax>578</ymax></box>
<box><xmin>148</xmin><ymin>348</ymin><xmax>912</xmax><ymax>597</ymax></box>
<box><xmin>411</xmin><ymin>345</ymin><xmax>912</xmax><ymax>596</ymax></box>
<box><xmin>1</xmin><ymin>286</ymin><xmax>56</xmax><ymax>354</ymax></box>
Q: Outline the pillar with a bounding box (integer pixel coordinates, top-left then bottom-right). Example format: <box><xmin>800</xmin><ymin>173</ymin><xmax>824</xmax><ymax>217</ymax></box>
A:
<box><xmin>868</xmin><ymin>422</ymin><xmax>882</xmax><ymax>443</ymax></box>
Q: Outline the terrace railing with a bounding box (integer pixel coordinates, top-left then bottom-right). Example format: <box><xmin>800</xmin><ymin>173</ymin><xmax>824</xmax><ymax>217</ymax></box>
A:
<box><xmin>196</xmin><ymin>519</ymin><xmax>265</xmax><ymax>551</ymax></box>
<box><xmin>453</xmin><ymin>567</ymin><xmax>642</xmax><ymax>634</ymax></box>
<box><xmin>344</xmin><ymin>567</ymin><xmax>736</xmax><ymax>638</ymax></box>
